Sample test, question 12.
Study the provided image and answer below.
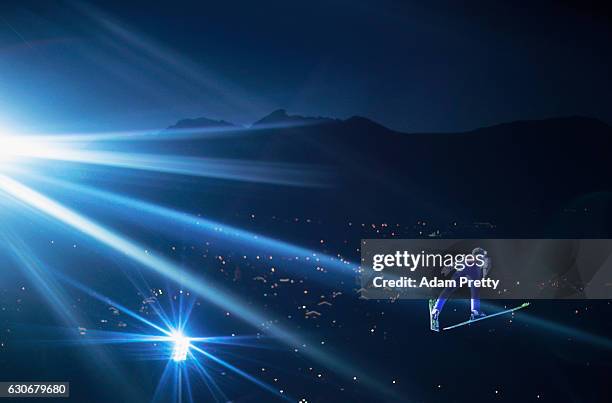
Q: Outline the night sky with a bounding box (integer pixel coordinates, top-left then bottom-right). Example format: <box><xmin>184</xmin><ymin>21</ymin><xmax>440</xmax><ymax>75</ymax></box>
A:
<box><xmin>1</xmin><ymin>2</ymin><xmax>612</xmax><ymax>403</ymax></box>
<box><xmin>1</xmin><ymin>0</ymin><xmax>611</xmax><ymax>133</ymax></box>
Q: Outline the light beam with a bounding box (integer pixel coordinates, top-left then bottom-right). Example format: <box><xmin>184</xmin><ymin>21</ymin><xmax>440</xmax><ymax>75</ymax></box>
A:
<box><xmin>16</xmin><ymin>172</ymin><xmax>355</xmax><ymax>273</ymax></box>
<box><xmin>1</xmin><ymin>139</ymin><xmax>327</xmax><ymax>186</ymax></box>
<box><xmin>0</xmin><ymin>174</ymin><xmax>396</xmax><ymax>398</ymax></box>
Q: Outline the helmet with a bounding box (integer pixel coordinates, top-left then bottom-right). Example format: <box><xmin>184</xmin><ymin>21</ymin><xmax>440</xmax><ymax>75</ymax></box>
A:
<box><xmin>472</xmin><ymin>247</ymin><xmax>487</xmax><ymax>256</ymax></box>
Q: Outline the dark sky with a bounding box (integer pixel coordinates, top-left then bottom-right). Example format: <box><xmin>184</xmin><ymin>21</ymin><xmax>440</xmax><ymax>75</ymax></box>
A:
<box><xmin>0</xmin><ymin>0</ymin><xmax>611</xmax><ymax>133</ymax></box>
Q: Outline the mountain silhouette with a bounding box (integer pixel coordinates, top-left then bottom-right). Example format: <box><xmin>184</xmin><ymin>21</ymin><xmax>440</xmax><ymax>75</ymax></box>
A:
<box><xmin>167</xmin><ymin>116</ymin><xmax>235</xmax><ymax>130</ymax></box>
<box><xmin>151</xmin><ymin>112</ymin><xmax>612</xmax><ymax>236</ymax></box>
<box><xmin>252</xmin><ymin>109</ymin><xmax>335</xmax><ymax>126</ymax></box>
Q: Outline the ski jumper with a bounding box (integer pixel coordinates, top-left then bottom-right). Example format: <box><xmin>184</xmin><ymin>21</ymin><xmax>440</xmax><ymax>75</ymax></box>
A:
<box><xmin>433</xmin><ymin>265</ymin><xmax>483</xmax><ymax>312</ymax></box>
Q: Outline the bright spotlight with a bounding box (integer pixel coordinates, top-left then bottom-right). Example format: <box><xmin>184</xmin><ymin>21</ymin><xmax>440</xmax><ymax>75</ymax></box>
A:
<box><xmin>0</xmin><ymin>135</ymin><xmax>40</xmax><ymax>164</ymax></box>
<box><xmin>0</xmin><ymin>134</ymin><xmax>78</xmax><ymax>167</ymax></box>
<box><xmin>170</xmin><ymin>331</ymin><xmax>191</xmax><ymax>362</ymax></box>
<box><xmin>0</xmin><ymin>136</ymin><xmax>16</xmax><ymax>163</ymax></box>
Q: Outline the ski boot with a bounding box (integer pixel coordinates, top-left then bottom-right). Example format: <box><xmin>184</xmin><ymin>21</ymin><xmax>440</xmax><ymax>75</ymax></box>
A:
<box><xmin>429</xmin><ymin>299</ymin><xmax>440</xmax><ymax>332</ymax></box>
<box><xmin>470</xmin><ymin>310</ymin><xmax>486</xmax><ymax>321</ymax></box>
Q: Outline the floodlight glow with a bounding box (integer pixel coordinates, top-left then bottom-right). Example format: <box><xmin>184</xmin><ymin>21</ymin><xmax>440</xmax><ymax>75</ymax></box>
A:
<box><xmin>0</xmin><ymin>135</ymin><xmax>60</xmax><ymax>165</ymax></box>
<box><xmin>0</xmin><ymin>135</ymin><xmax>325</xmax><ymax>186</ymax></box>
<box><xmin>170</xmin><ymin>331</ymin><xmax>191</xmax><ymax>362</ymax></box>
<box><xmin>0</xmin><ymin>174</ymin><xmax>394</xmax><ymax>396</ymax></box>
<box><xmin>0</xmin><ymin>135</ymin><xmax>25</xmax><ymax>162</ymax></box>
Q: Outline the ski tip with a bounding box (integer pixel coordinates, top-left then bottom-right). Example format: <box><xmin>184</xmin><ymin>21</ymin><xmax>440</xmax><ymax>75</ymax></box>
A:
<box><xmin>521</xmin><ymin>302</ymin><xmax>531</xmax><ymax>308</ymax></box>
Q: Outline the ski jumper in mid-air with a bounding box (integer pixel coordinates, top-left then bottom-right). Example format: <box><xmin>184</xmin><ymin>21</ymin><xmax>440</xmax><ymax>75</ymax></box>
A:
<box><xmin>429</xmin><ymin>247</ymin><xmax>490</xmax><ymax>332</ymax></box>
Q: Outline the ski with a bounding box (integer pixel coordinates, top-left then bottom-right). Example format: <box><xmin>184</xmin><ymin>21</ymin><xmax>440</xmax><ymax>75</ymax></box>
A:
<box><xmin>442</xmin><ymin>302</ymin><xmax>531</xmax><ymax>331</ymax></box>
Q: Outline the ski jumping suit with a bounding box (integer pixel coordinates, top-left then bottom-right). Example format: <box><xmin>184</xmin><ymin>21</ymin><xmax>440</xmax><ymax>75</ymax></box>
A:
<box><xmin>433</xmin><ymin>265</ymin><xmax>482</xmax><ymax>312</ymax></box>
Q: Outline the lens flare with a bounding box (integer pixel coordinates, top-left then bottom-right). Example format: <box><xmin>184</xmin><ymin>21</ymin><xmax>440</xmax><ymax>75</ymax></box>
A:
<box><xmin>170</xmin><ymin>331</ymin><xmax>191</xmax><ymax>362</ymax></box>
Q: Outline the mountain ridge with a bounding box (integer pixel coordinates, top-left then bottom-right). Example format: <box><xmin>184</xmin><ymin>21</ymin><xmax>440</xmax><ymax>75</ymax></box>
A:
<box><xmin>130</xmin><ymin>110</ymin><xmax>612</xmax><ymax>235</ymax></box>
<box><xmin>168</xmin><ymin>110</ymin><xmax>610</xmax><ymax>136</ymax></box>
